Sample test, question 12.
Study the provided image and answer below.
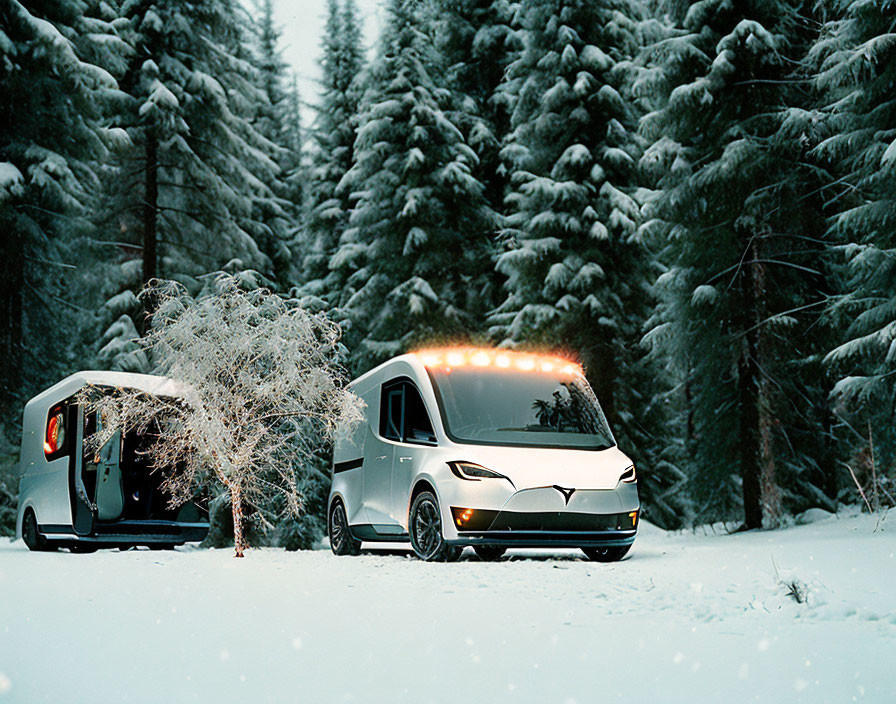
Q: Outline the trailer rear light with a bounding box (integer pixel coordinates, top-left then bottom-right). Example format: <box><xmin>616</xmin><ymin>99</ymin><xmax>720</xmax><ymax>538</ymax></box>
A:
<box><xmin>45</xmin><ymin>411</ymin><xmax>65</xmax><ymax>456</ymax></box>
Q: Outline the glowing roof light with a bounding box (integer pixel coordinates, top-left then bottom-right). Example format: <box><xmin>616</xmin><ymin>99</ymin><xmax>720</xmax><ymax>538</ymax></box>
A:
<box><xmin>471</xmin><ymin>351</ymin><xmax>491</xmax><ymax>367</ymax></box>
<box><xmin>414</xmin><ymin>347</ymin><xmax>581</xmax><ymax>375</ymax></box>
<box><xmin>446</xmin><ymin>351</ymin><xmax>465</xmax><ymax>367</ymax></box>
<box><xmin>421</xmin><ymin>354</ymin><xmax>441</xmax><ymax>367</ymax></box>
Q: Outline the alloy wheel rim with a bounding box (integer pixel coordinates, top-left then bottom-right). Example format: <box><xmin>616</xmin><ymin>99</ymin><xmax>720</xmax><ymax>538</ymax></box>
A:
<box><xmin>331</xmin><ymin>504</ymin><xmax>346</xmax><ymax>552</ymax></box>
<box><xmin>414</xmin><ymin>499</ymin><xmax>441</xmax><ymax>557</ymax></box>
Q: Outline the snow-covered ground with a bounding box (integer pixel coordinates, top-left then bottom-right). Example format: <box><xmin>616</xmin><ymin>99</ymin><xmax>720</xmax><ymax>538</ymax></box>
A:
<box><xmin>1</xmin><ymin>510</ymin><xmax>894</xmax><ymax>703</ymax></box>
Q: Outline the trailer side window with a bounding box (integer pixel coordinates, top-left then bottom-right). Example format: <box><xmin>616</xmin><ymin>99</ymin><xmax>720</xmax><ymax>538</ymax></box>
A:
<box><xmin>44</xmin><ymin>403</ymin><xmax>68</xmax><ymax>460</ymax></box>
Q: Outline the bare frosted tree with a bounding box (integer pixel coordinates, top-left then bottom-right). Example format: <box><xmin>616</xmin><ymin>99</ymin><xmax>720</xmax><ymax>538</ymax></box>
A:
<box><xmin>80</xmin><ymin>274</ymin><xmax>363</xmax><ymax>557</ymax></box>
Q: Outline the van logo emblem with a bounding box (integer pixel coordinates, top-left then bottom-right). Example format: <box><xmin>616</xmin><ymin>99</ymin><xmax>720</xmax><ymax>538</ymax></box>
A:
<box><xmin>553</xmin><ymin>485</ymin><xmax>575</xmax><ymax>505</ymax></box>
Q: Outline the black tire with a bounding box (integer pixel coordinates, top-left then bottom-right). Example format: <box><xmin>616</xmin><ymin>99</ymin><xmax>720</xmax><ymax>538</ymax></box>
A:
<box><xmin>68</xmin><ymin>543</ymin><xmax>98</xmax><ymax>554</ymax></box>
<box><xmin>329</xmin><ymin>499</ymin><xmax>361</xmax><ymax>556</ymax></box>
<box><xmin>473</xmin><ymin>545</ymin><xmax>506</xmax><ymax>561</ymax></box>
<box><xmin>582</xmin><ymin>544</ymin><xmax>632</xmax><ymax>562</ymax></box>
<box><xmin>149</xmin><ymin>544</ymin><xmax>177</xmax><ymax>551</ymax></box>
<box><xmin>22</xmin><ymin>509</ymin><xmax>50</xmax><ymax>552</ymax></box>
<box><xmin>409</xmin><ymin>491</ymin><xmax>461</xmax><ymax>562</ymax></box>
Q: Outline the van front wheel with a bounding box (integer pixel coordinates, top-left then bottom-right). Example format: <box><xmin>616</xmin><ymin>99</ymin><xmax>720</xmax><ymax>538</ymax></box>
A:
<box><xmin>473</xmin><ymin>545</ymin><xmax>506</xmax><ymax>561</ymax></box>
<box><xmin>409</xmin><ymin>491</ymin><xmax>461</xmax><ymax>562</ymax></box>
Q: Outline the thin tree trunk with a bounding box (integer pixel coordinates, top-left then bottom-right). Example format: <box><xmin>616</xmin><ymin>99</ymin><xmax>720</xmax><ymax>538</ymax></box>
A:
<box><xmin>739</xmin><ymin>234</ymin><xmax>780</xmax><ymax>529</ymax></box>
<box><xmin>230</xmin><ymin>483</ymin><xmax>246</xmax><ymax>558</ymax></box>
<box><xmin>738</xmin><ymin>237</ymin><xmax>763</xmax><ymax>530</ymax></box>
<box><xmin>0</xmin><ymin>231</ymin><xmax>24</xmax><ymax>414</ymax></box>
<box><xmin>684</xmin><ymin>353</ymin><xmax>694</xmax><ymax>447</ymax></box>
<box><xmin>143</xmin><ymin>130</ymin><xmax>158</xmax><ymax>286</ymax></box>
<box><xmin>753</xmin><ymin>237</ymin><xmax>780</xmax><ymax>527</ymax></box>
<box><xmin>589</xmin><ymin>340</ymin><xmax>617</xmax><ymax>430</ymax></box>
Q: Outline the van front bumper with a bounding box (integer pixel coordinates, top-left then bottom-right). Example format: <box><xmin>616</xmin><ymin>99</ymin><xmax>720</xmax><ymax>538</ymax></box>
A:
<box><xmin>446</xmin><ymin>506</ymin><xmax>638</xmax><ymax>548</ymax></box>
<box><xmin>440</xmin><ymin>484</ymin><xmax>639</xmax><ymax>547</ymax></box>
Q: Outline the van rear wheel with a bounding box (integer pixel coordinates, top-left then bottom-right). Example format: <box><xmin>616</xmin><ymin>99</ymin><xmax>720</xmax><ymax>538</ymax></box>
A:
<box><xmin>22</xmin><ymin>510</ymin><xmax>50</xmax><ymax>552</ymax></box>
<box><xmin>68</xmin><ymin>543</ymin><xmax>98</xmax><ymax>554</ymax></box>
<box><xmin>409</xmin><ymin>491</ymin><xmax>461</xmax><ymax>562</ymax></box>
<box><xmin>582</xmin><ymin>545</ymin><xmax>631</xmax><ymax>562</ymax></box>
<box><xmin>329</xmin><ymin>500</ymin><xmax>361</xmax><ymax>556</ymax></box>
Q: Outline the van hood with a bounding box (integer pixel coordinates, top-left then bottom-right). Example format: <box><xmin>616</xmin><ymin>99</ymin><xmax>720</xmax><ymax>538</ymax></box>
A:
<box><xmin>444</xmin><ymin>444</ymin><xmax>634</xmax><ymax>491</ymax></box>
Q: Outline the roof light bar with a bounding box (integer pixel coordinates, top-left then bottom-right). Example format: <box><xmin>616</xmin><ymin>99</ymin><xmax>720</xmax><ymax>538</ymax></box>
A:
<box><xmin>413</xmin><ymin>347</ymin><xmax>582</xmax><ymax>375</ymax></box>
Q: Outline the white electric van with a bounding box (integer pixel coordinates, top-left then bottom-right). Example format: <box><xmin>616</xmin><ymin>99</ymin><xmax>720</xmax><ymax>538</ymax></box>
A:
<box><xmin>16</xmin><ymin>371</ymin><xmax>209</xmax><ymax>552</ymax></box>
<box><xmin>327</xmin><ymin>348</ymin><xmax>639</xmax><ymax>562</ymax></box>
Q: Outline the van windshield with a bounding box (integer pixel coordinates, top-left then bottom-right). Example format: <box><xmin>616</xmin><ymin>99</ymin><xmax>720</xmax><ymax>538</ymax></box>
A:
<box><xmin>427</xmin><ymin>367</ymin><xmax>615</xmax><ymax>450</ymax></box>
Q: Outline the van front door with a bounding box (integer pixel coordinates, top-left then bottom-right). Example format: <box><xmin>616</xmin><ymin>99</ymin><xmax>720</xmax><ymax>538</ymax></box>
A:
<box><xmin>390</xmin><ymin>382</ymin><xmax>436</xmax><ymax>525</ymax></box>
<box><xmin>362</xmin><ymin>382</ymin><xmax>402</xmax><ymax>531</ymax></box>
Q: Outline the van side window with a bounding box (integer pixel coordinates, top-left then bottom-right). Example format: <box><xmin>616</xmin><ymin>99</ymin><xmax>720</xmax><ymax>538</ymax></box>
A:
<box><xmin>380</xmin><ymin>385</ymin><xmax>403</xmax><ymax>441</ymax></box>
<box><xmin>379</xmin><ymin>378</ymin><xmax>436</xmax><ymax>445</ymax></box>
<box><xmin>403</xmin><ymin>383</ymin><xmax>435</xmax><ymax>444</ymax></box>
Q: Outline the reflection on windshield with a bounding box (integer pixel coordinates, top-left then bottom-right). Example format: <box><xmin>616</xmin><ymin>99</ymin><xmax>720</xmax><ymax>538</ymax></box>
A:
<box><xmin>428</xmin><ymin>368</ymin><xmax>615</xmax><ymax>450</ymax></box>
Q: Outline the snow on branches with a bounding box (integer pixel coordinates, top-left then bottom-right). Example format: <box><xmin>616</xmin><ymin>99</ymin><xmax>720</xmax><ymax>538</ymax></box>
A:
<box><xmin>79</xmin><ymin>274</ymin><xmax>364</xmax><ymax>557</ymax></box>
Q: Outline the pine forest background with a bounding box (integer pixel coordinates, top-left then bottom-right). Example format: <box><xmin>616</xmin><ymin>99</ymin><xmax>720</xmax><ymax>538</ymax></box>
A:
<box><xmin>2</xmin><ymin>0</ymin><xmax>894</xmax><ymax>544</ymax></box>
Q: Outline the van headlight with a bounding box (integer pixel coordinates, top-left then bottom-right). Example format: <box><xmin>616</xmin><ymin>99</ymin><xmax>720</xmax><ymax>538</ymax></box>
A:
<box><xmin>620</xmin><ymin>465</ymin><xmax>637</xmax><ymax>483</ymax></box>
<box><xmin>448</xmin><ymin>461</ymin><xmax>514</xmax><ymax>487</ymax></box>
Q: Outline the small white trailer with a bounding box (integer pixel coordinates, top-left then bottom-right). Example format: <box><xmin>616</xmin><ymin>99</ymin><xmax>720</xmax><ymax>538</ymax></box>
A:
<box><xmin>16</xmin><ymin>371</ymin><xmax>209</xmax><ymax>552</ymax></box>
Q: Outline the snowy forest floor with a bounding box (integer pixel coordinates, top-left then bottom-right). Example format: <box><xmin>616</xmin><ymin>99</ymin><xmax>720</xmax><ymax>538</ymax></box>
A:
<box><xmin>1</xmin><ymin>510</ymin><xmax>894</xmax><ymax>703</ymax></box>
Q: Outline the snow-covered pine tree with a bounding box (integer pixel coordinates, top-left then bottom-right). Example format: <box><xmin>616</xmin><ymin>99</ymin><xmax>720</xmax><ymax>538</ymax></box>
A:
<box><xmin>91</xmin><ymin>0</ymin><xmax>283</xmax><ymax>370</ymax></box>
<box><xmin>248</xmin><ymin>0</ymin><xmax>301</xmax><ymax>285</ymax></box>
<box><xmin>98</xmin><ymin>0</ymin><xmax>278</xmax><ymax>284</ymax></box>
<box><xmin>816</xmin><ymin>0</ymin><xmax>896</xmax><ymax>473</ymax></box>
<box><xmin>0</xmin><ymin>0</ymin><xmax>124</xmax><ymax>420</ymax></box>
<box><xmin>298</xmin><ymin>0</ymin><xmax>365</xmax><ymax>305</ymax></box>
<box><xmin>336</xmin><ymin>0</ymin><xmax>496</xmax><ymax>372</ymax></box>
<box><xmin>640</xmin><ymin>0</ymin><xmax>835</xmax><ymax>528</ymax></box>
<box><xmin>435</xmin><ymin>0</ymin><xmax>519</xmax><ymax>219</ymax></box>
<box><xmin>492</xmin><ymin>0</ymin><xmax>644</xmax><ymax>429</ymax></box>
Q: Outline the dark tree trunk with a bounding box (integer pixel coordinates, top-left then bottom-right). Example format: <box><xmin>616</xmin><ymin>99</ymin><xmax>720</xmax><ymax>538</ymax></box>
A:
<box><xmin>588</xmin><ymin>341</ymin><xmax>617</xmax><ymax>431</ymax></box>
<box><xmin>0</xmin><ymin>230</ymin><xmax>24</xmax><ymax>414</ymax></box>
<box><xmin>142</xmin><ymin>130</ymin><xmax>158</xmax><ymax>286</ymax></box>
<box><xmin>738</xmin><ymin>235</ymin><xmax>780</xmax><ymax>529</ymax></box>
<box><xmin>753</xmin><ymin>239</ymin><xmax>780</xmax><ymax>526</ymax></box>
<box><xmin>738</xmin><ymin>238</ymin><xmax>763</xmax><ymax>530</ymax></box>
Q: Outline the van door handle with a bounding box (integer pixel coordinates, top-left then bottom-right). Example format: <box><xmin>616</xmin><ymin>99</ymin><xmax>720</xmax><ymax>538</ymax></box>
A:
<box><xmin>399</xmin><ymin>456</ymin><xmax>412</xmax><ymax>463</ymax></box>
<box><xmin>376</xmin><ymin>455</ymin><xmax>387</xmax><ymax>461</ymax></box>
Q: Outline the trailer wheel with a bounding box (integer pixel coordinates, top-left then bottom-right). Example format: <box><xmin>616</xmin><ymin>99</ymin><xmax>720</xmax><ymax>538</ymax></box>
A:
<box><xmin>22</xmin><ymin>509</ymin><xmax>50</xmax><ymax>552</ymax></box>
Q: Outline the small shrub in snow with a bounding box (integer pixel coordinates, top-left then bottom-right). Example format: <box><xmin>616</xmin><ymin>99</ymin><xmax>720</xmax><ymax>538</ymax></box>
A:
<box><xmin>80</xmin><ymin>275</ymin><xmax>363</xmax><ymax>557</ymax></box>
